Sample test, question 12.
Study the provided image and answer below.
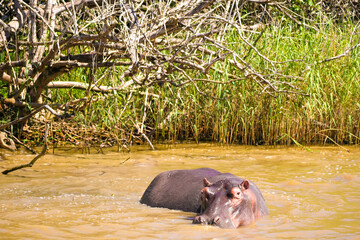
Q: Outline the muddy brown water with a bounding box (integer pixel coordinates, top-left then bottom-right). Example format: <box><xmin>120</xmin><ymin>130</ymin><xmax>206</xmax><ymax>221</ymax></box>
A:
<box><xmin>0</xmin><ymin>144</ymin><xmax>359</xmax><ymax>239</ymax></box>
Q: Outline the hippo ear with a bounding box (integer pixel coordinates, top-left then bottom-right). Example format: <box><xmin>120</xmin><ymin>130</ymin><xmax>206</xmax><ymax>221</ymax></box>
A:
<box><xmin>203</xmin><ymin>178</ymin><xmax>211</xmax><ymax>187</ymax></box>
<box><xmin>241</xmin><ymin>180</ymin><xmax>250</xmax><ymax>190</ymax></box>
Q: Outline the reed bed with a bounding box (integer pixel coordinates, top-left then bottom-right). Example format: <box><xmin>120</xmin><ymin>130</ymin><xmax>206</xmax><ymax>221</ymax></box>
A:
<box><xmin>148</xmin><ymin>21</ymin><xmax>360</xmax><ymax>145</ymax></box>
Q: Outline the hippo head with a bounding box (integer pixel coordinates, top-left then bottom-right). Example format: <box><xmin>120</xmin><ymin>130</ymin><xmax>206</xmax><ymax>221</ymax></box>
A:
<box><xmin>193</xmin><ymin>178</ymin><xmax>255</xmax><ymax>228</ymax></box>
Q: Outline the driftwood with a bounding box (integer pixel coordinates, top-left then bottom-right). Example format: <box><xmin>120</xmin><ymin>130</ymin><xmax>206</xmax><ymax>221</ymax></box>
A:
<box><xmin>2</xmin><ymin>123</ymin><xmax>49</xmax><ymax>175</ymax></box>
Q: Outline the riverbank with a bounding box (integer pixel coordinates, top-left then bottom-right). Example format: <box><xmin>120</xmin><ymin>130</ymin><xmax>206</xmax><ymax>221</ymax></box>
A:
<box><xmin>1</xmin><ymin>10</ymin><xmax>359</xmax><ymax>147</ymax></box>
<box><xmin>19</xmin><ymin>21</ymin><xmax>358</xmax><ymax>147</ymax></box>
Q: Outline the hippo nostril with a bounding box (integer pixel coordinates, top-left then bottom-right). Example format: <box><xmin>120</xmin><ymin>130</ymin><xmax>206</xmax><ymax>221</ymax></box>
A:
<box><xmin>213</xmin><ymin>216</ymin><xmax>220</xmax><ymax>224</ymax></box>
<box><xmin>193</xmin><ymin>216</ymin><xmax>209</xmax><ymax>225</ymax></box>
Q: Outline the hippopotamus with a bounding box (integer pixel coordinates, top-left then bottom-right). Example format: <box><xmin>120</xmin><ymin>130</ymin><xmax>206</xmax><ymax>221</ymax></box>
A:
<box><xmin>140</xmin><ymin>168</ymin><xmax>268</xmax><ymax>228</ymax></box>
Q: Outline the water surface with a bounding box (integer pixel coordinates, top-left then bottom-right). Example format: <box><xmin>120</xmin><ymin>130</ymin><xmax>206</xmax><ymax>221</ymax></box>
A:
<box><xmin>1</xmin><ymin>144</ymin><xmax>359</xmax><ymax>239</ymax></box>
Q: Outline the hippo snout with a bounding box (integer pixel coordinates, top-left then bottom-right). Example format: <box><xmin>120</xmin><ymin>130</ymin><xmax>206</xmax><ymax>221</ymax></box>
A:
<box><xmin>193</xmin><ymin>215</ymin><xmax>220</xmax><ymax>225</ymax></box>
<box><xmin>193</xmin><ymin>215</ymin><xmax>206</xmax><ymax>224</ymax></box>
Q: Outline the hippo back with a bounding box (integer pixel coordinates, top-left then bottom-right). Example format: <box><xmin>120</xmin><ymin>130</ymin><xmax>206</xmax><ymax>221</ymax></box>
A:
<box><xmin>140</xmin><ymin>168</ymin><xmax>220</xmax><ymax>212</ymax></box>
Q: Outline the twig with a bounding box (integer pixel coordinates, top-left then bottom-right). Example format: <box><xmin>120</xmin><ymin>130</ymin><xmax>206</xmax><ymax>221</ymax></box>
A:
<box><xmin>2</xmin><ymin>123</ymin><xmax>49</xmax><ymax>175</ymax></box>
<box><xmin>121</xmin><ymin>157</ymin><xmax>131</xmax><ymax>165</ymax></box>
<box><xmin>133</xmin><ymin>118</ymin><xmax>155</xmax><ymax>150</ymax></box>
<box><xmin>139</xmin><ymin>87</ymin><xmax>155</xmax><ymax>150</ymax></box>
<box><xmin>319</xmin><ymin>42</ymin><xmax>360</xmax><ymax>63</ymax></box>
<box><xmin>4</xmin><ymin>130</ymin><xmax>37</xmax><ymax>154</ymax></box>
<box><xmin>18</xmin><ymin>0</ymin><xmax>56</xmax><ymax>36</ymax></box>
<box><xmin>141</xmin><ymin>133</ymin><xmax>155</xmax><ymax>150</ymax></box>
<box><xmin>171</xmin><ymin>63</ymin><xmax>226</xmax><ymax>100</ymax></box>
<box><xmin>275</xmin><ymin>4</ymin><xmax>318</xmax><ymax>31</ymax></box>
<box><xmin>276</xmin><ymin>133</ymin><xmax>312</xmax><ymax>151</ymax></box>
<box><xmin>317</xmin><ymin>132</ymin><xmax>350</xmax><ymax>152</ymax></box>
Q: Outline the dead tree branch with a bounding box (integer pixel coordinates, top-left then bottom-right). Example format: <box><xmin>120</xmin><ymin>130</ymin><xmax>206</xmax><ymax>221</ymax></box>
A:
<box><xmin>320</xmin><ymin>41</ymin><xmax>360</xmax><ymax>63</ymax></box>
<box><xmin>2</xmin><ymin>123</ymin><xmax>49</xmax><ymax>175</ymax></box>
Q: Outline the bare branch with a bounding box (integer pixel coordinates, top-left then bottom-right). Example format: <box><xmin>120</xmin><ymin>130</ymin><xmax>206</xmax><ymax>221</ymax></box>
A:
<box><xmin>320</xmin><ymin>42</ymin><xmax>360</xmax><ymax>63</ymax></box>
<box><xmin>47</xmin><ymin>81</ymin><xmax>133</xmax><ymax>93</ymax></box>
<box><xmin>18</xmin><ymin>0</ymin><xmax>56</xmax><ymax>36</ymax></box>
<box><xmin>2</xmin><ymin>123</ymin><xmax>49</xmax><ymax>175</ymax></box>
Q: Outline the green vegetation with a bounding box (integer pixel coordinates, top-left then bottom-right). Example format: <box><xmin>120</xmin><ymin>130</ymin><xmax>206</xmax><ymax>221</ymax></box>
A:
<box><xmin>57</xmin><ymin>20</ymin><xmax>359</xmax><ymax>146</ymax></box>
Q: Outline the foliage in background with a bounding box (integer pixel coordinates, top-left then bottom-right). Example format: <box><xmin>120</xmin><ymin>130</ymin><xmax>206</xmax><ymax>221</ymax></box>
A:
<box><xmin>0</xmin><ymin>0</ymin><xmax>359</xmax><ymax>147</ymax></box>
<box><xmin>65</xmin><ymin>20</ymin><xmax>360</xmax><ymax>146</ymax></box>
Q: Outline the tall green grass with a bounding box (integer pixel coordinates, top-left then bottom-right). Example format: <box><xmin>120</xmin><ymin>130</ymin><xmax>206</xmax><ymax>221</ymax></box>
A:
<box><xmin>144</xmin><ymin>20</ymin><xmax>360</xmax><ymax>145</ymax></box>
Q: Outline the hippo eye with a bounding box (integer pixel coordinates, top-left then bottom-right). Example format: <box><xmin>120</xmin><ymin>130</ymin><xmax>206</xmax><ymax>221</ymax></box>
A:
<box><xmin>230</xmin><ymin>187</ymin><xmax>242</xmax><ymax>199</ymax></box>
<box><xmin>235</xmin><ymin>191</ymin><xmax>242</xmax><ymax>197</ymax></box>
